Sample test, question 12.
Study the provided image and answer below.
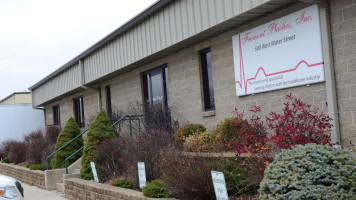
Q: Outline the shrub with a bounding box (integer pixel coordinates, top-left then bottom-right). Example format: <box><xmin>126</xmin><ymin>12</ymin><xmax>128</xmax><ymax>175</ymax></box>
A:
<box><xmin>266</xmin><ymin>94</ymin><xmax>332</xmax><ymax>149</ymax></box>
<box><xmin>176</xmin><ymin>123</ymin><xmax>206</xmax><ymax>143</ymax></box>
<box><xmin>50</xmin><ymin>117</ymin><xmax>83</xmax><ymax>169</ymax></box>
<box><xmin>23</xmin><ymin>130</ymin><xmax>45</xmax><ymax>164</ymax></box>
<box><xmin>218</xmin><ymin>159</ymin><xmax>256</xmax><ymax>196</ymax></box>
<box><xmin>0</xmin><ymin>139</ymin><xmax>16</xmax><ymax>158</ymax></box>
<box><xmin>183</xmin><ymin>131</ymin><xmax>214</xmax><ymax>152</ymax></box>
<box><xmin>159</xmin><ymin>145</ymin><xmax>219</xmax><ymax>199</ymax></box>
<box><xmin>29</xmin><ymin>163</ymin><xmax>44</xmax><ymax>170</ymax></box>
<box><xmin>113</xmin><ymin>179</ymin><xmax>133</xmax><ymax>189</ymax></box>
<box><xmin>117</xmin><ymin>129</ymin><xmax>174</xmax><ymax>188</ymax></box>
<box><xmin>2</xmin><ymin>157</ymin><xmax>10</xmax><ymax>163</ymax></box>
<box><xmin>96</xmin><ymin>138</ymin><xmax>122</xmax><ymax>182</ymax></box>
<box><xmin>214</xmin><ymin>117</ymin><xmax>243</xmax><ymax>151</ymax></box>
<box><xmin>80</xmin><ymin>111</ymin><xmax>116</xmax><ymax>180</ymax></box>
<box><xmin>233</xmin><ymin>106</ymin><xmax>269</xmax><ymax>157</ymax></box>
<box><xmin>8</xmin><ymin>141</ymin><xmax>26</xmax><ymax>164</ymax></box>
<box><xmin>259</xmin><ymin>144</ymin><xmax>356</xmax><ymax>199</ymax></box>
<box><xmin>142</xmin><ymin>179</ymin><xmax>170</xmax><ymax>198</ymax></box>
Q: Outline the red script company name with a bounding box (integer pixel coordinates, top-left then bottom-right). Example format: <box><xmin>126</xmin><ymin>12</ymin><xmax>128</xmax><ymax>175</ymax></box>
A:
<box><xmin>241</xmin><ymin>10</ymin><xmax>312</xmax><ymax>44</ymax></box>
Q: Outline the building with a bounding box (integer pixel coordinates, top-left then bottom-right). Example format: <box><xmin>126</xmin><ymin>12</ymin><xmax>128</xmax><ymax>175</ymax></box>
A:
<box><xmin>0</xmin><ymin>92</ymin><xmax>32</xmax><ymax>104</ymax></box>
<box><xmin>0</xmin><ymin>92</ymin><xmax>45</xmax><ymax>142</ymax></box>
<box><xmin>29</xmin><ymin>0</ymin><xmax>356</xmax><ymax>146</ymax></box>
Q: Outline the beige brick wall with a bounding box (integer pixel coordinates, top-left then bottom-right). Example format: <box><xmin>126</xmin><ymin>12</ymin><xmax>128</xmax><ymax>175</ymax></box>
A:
<box><xmin>331</xmin><ymin>0</ymin><xmax>356</xmax><ymax>145</ymax></box>
<box><xmin>44</xmin><ymin>89</ymin><xmax>99</xmax><ymax>129</ymax></box>
<box><xmin>64</xmin><ymin>178</ymin><xmax>175</xmax><ymax>200</ymax></box>
<box><xmin>0</xmin><ymin>163</ymin><xmax>45</xmax><ymax>189</ymax></box>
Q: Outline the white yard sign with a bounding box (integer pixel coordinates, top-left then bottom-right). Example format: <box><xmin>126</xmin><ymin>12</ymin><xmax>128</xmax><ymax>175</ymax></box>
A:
<box><xmin>138</xmin><ymin>162</ymin><xmax>146</xmax><ymax>189</ymax></box>
<box><xmin>232</xmin><ymin>5</ymin><xmax>325</xmax><ymax>96</ymax></box>
<box><xmin>211</xmin><ymin>171</ymin><xmax>229</xmax><ymax>200</ymax></box>
<box><xmin>90</xmin><ymin>161</ymin><xmax>99</xmax><ymax>183</ymax></box>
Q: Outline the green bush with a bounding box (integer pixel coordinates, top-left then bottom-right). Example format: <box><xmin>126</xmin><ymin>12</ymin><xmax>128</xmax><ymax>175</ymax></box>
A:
<box><xmin>113</xmin><ymin>179</ymin><xmax>133</xmax><ymax>189</ymax></box>
<box><xmin>176</xmin><ymin>123</ymin><xmax>206</xmax><ymax>143</ymax></box>
<box><xmin>219</xmin><ymin>159</ymin><xmax>257</xmax><ymax>196</ymax></box>
<box><xmin>1</xmin><ymin>157</ymin><xmax>10</xmax><ymax>163</ymax></box>
<box><xmin>182</xmin><ymin>131</ymin><xmax>214</xmax><ymax>152</ymax></box>
<box><xmin>142</xmin><ymin>179</ymin><xmax>170</xmax><ymax>198</ymax></box>
<box><xmin>80</xmin><ymin>111</ymin><xmax>116</xmax><ymax>180</ymax></box>
<box><xmin>50</xmin><ymin>117</ymin><xmax>83</xmax><ymax>169</ymax></box>
<box><xmin>259</xmin><ymin>143</ymin><xmax>356</xmax><ymax>199</ymax></box>
<box><xmin>214</xmin><ymin>117</ymin><xmax>243</xmax><ymax>151</ymax></box>
<box><xmin>29</xmin><ymin>163</ymin><xmax>45</xmax><ymax>170</ymax></box>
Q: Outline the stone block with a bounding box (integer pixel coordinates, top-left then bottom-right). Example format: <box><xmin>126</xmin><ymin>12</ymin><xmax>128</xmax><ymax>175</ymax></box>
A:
<box><xmin>337</xmin><ymin>86</ymin><xmax>351</xmax><ymax>99</ymax></box>
<box><xmin>336</xmin><ymin>44</ymin><xmax>356</xmax><ymax>61</ymax></box>
<box><xmin>332</xmin><ymin>0</ymin><xmax>353</xmax><ymax>11</ymax></box>
<box><xmin>339</xmin><ymin>73</ymin><xmax>356</xmax><ymax>86</ymax></box>
<box><xmin>332</xmin><ymin>35</ymin><xmax>345</xmax><ymax>49</ymax></box>
<box><xmin>343</xmin><ymin>4</ymin><xmax>356</xmax><ymax>20</ymax></box>
<box><xmin>333</xmin><ymin>20</ymin><xmax>355</xmax><ymax>37</ymax></box>
<box><xmin>341</xmin><ymin>98</ymin><xmax>356</xmax><ymax>111</ymax></box>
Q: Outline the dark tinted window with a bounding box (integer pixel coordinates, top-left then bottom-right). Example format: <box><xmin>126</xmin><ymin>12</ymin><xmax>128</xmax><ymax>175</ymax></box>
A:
<box><xmin>74</xmin><ymin>96</ymin><xmax>85</xmax><ymax>128</ymax></box>
<box><xmin>53</xmin><ymin>105</ymin><xmax>60</xmax><ymax>125</ymax></box>
<box><xmin>200</xmin><ymin>48</ymin><xmax>215</xmax><ymax>111</ymax></box>
<box><xmin>105</xmin><ymin>85</ymin><xmax>112</xmax><ymax>117</ymax></box>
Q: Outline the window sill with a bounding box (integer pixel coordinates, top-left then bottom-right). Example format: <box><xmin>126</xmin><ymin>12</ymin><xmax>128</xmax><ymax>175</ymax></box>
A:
<box><xmin>202</xmin><ymin>110</ymin><xmax>216</xmax><ymax>117</ymax></box>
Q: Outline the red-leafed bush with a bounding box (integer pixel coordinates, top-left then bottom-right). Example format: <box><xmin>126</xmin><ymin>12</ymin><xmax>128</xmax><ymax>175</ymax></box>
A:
<box><xmin>266</xmin><ymin>94</ymin><xmax>332</xmax><ymax>149</ymax></box>
<box><xmin>232</xmin><ymin>106</ymin><xmax>269</xmax><ymax>157</ymax></box>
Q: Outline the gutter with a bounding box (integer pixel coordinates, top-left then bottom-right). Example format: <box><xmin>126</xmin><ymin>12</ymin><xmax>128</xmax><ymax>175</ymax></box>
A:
<box><xmin>299</xmin><ymin>0</ymin><xmax>340</xmax><ymax>143</ymax></box>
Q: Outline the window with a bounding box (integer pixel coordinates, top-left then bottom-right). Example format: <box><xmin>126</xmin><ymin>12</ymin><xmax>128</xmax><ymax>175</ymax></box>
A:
<box><xmin>200</xmin><ymin>48</ymin><xmax>215</xmax><ymax>111</ymax></box>
<box><xmin>105</xmin><ymin>85</ymin><xmax>112</xmax><ymax>117</ymax></box>
<box><xmin>74</xmin><ymin>96</ymin><xmax>85</xmax><ymax>128</ymax></box>
<box><xmin>142</xmin><ymin>65</ymin><xmax>169</xmax><ymax>107</ymax></box>
<box><xmin>53</xmin><ymin>105</ymin><xmax>60</xmax><ymax>125</ymax></box>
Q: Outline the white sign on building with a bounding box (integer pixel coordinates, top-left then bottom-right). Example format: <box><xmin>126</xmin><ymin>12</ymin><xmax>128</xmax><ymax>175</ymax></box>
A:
<box><xmin>211</xmin><ymin>171</ymin><xmax>229</xmax><ymax>200</ymax></box>
<box><xmin>232</xmin><ymin>5</ymin><xmax>324</xmax><ymax>96</ymax></box>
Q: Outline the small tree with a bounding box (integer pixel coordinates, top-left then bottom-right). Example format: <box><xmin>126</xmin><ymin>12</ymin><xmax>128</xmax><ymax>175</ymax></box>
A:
<box><xmin>80</xmin><ymin>111</ymin><xmax>116</xmax><ymax>180</ymax></box>
<box><xmin>50</xmin><ymin>117</ymin><xmax>83</xmax><ymax>169</ymax></box>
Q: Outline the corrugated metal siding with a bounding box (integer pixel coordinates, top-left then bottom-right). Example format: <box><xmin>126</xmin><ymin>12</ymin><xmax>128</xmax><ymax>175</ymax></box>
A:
<box><xmin>83</xmin><ymin>0</ymin><xmax>269</xmax><ymax>83</ymax></box>
<box><xmin>32</xmin><ymin>63</ymin><xmax>81</xmax><ymax>106</ymax></box>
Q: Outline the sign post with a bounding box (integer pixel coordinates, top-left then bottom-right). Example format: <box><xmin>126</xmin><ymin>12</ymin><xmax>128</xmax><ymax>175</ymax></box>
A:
<box><xmin>138</xmin><ymin>162</ymin><xmax>146</xmax><ymax>189</ymax></box>
<box><xmin>90</xmin><ymin>161</ymin><xmax>99</xmax><ymax>183</ymax></box>
<box><xmin>211</xmin><ymin>171</ymin><xmax>229</xmax><ymax>200</ymax></box>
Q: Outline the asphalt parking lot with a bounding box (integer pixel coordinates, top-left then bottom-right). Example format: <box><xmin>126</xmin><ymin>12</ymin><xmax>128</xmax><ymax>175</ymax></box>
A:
<box><xmin>21</xmin><ymin>182</ymin><xmax>68</xmax><ymax>200</ymax></box>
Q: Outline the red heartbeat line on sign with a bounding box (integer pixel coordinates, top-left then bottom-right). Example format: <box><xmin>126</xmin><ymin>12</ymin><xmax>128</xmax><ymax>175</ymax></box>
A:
<box><xmin>235</xmin><ymin>34</ymin><xmax>324</xmax><ymax>94</ymax></box>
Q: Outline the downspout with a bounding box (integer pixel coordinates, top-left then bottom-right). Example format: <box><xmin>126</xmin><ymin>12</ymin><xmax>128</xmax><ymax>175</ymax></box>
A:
<box><xmin>79</xmin><ymin>60</ymin><xmax>103</xmax><ymax>112</ymax></box>
<box><xmin>298</xmin><ymin>0</ymin><xmax>340</xmax><ymax>143</ymax></box>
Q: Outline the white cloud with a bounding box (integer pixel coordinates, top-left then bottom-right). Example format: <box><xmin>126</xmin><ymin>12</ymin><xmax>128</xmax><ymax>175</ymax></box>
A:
<box><xmin>0</xmin><ymin>0</ymin><xmax>157</xmax><ymax>100</ymax></box>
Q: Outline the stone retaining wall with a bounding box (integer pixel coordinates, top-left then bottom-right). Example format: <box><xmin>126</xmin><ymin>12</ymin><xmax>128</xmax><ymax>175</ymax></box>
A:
<box><xmin>64</xmin><ymin>178</ymin><xmax>176</xmax><ymax>200</ymax></box>
<box><xmin>0</xmin><ymin>163</ymin><xmax>45</xmax><ymax>189</ymax></box>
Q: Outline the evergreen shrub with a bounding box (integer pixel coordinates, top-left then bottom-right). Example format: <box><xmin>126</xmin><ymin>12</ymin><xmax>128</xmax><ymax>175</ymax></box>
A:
<box><xmin>176</xmin><ymin>123</ymin><xmax>206</xmax><ymax>143</ymax></box>
<box><xmin>50</xmin><ymin>117</ymin><xmax>83</xmax><ymax>169</ymax></box>
<box><xmin>142</xmin><ymin>179</ymin><xmax>170</xmax><ymax>198</ymax></box>
<box><xmin>80</xmin><ymin>111</ymin><xmax>116</xmax><ymax>180</ymax></box>
<box><xmin>1</xmin><ymin>157</ymin><xmax>10</xmax><ymax>163</ymax></box>
<box><xmin>29</xmin><ymin>163</ymin><xmax>44</xmax><ymax>170</ymax></box>
<box><xmin>113</xmin><ymin>179</ymin><xmax>133</xmax><ymax>189</ymax></box>
<box><xmin>259</xmin><ymin>143</ymin><xmax>356</xmax><ymax>199</ymax></box>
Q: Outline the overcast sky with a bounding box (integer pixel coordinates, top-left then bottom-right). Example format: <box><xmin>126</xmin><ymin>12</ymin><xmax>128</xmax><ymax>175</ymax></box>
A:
<box><xmin>0</xmin><ymin>0</ymin><xmax>156</xmax><ymax>100</ymax></box>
